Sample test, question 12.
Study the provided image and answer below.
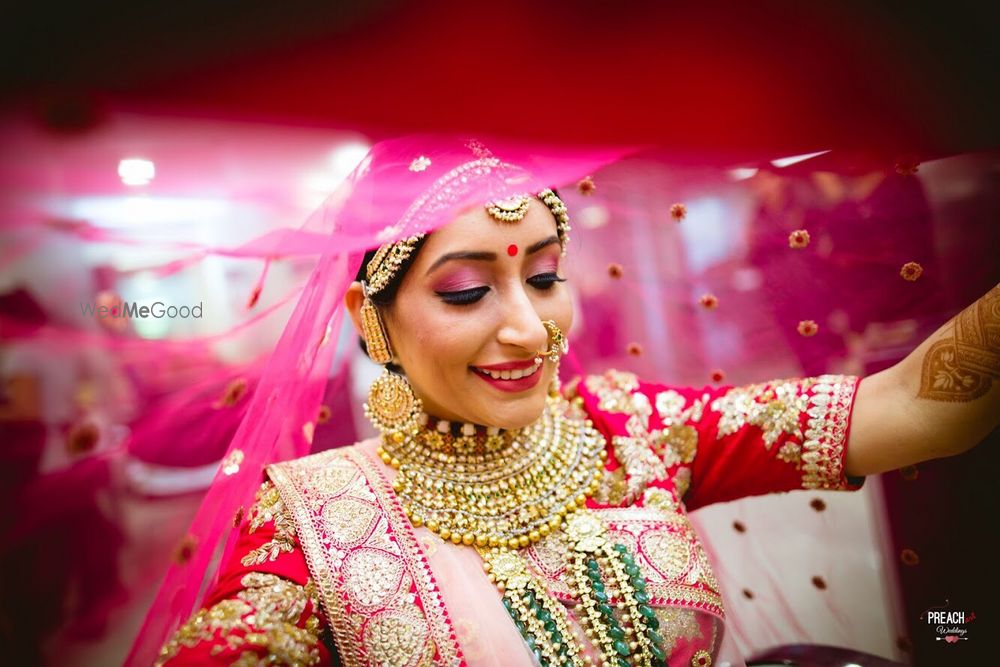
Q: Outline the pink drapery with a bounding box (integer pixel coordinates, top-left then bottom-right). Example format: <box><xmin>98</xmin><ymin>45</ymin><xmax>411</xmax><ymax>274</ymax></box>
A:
<box><xmin>1</xmin><ymin>116</ymin><xmax>997</xmax><ymax>665</ymax></box>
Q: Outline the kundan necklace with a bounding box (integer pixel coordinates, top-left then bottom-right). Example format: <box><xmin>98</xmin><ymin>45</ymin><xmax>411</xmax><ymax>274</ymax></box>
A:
<box><xmin>375</xmin><ymin>392</ymin><xmax>670</xmax><ymax>667</ymax></box>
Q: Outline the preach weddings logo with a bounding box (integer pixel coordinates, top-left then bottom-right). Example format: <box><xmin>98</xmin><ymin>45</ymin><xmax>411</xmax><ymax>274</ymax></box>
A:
<box><xmin>921</xmin><ymin>600</ymin><xmax>975</xmax><ymax>644</ymax></box>
<box><xmin>80</xmin><ymin>300</ymin><xmax>204</xmax><ymax>320</ymax></box>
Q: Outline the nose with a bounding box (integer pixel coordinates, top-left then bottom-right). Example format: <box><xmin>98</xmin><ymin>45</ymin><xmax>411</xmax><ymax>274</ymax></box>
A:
<box><xmin>496</xmin><ymin>285</ymin><xmax>549</xmax><ymax>354</ymax></box>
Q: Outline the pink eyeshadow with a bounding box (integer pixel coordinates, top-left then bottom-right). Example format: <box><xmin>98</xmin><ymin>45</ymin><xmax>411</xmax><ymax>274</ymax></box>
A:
<box><xmin>530</xmin><ymin>257</ymin><xmax>559</xmax><ymax>274</ymax></box>
<box><xmin>432</xmin><ymin>270</ymin><xmax>487</xmax><ymax>292</ymax></box>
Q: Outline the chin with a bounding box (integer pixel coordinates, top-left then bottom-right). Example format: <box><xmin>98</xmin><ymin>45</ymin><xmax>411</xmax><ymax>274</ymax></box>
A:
<box><xmin>486</xmin><ymin>395</ymin><xmax>548</xmax><ymax>431</ymax></box>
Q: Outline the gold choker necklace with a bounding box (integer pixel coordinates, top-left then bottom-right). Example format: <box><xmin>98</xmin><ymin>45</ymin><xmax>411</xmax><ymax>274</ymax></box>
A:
<box><xmin>377</xmin><ymin>393</ymin><xmax>607</xmax><ymax>549</ymax></box>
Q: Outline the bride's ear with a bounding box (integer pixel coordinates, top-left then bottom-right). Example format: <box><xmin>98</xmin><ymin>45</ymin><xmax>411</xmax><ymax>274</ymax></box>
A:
<box><xmin>345</xmin><ymin>282</ymin><xmax>365</xmax><ymax>338</ymax></box>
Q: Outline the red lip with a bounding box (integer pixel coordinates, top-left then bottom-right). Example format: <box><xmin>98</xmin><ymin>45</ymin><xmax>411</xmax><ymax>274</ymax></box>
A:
<box><xmin>473</xmin><ymin>359</ymin><xmax>539</xmax><ymax>371</ymax></box>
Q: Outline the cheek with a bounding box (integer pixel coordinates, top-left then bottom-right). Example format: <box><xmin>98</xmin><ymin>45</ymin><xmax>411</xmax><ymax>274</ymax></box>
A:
<box><xmin>395</xmin><ymin>305</ymin><xmax>488</xmax><ymax>370</ymax></box>
<box><xmin>434</xmin><ymin>315</ymin><xmax>489</xmax><ymax>367</ymax></box>
<box><xmin>549</xmin><ymin>289</ymin><xmax>574</xmax><ymax>332</ymax></box>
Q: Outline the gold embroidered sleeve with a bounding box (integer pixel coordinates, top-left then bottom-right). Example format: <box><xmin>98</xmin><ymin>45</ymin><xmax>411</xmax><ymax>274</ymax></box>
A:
<box><xmin>576</xmin><ymin>370</ymin><xmax>863</xmax><ymax>511</ymax></box>
<box><xmin>682</xmin><ymin>375</ymin><xmax>863</xmax><ymax>510</ymax></box>
<box><xmin>581</xmin><ymin>370</ymin><xmax>706</xmax><ymax>505</ymax></box>
<box><xmin>157</xmin><ymin>573</ymin><xmax>327</xmax><ymax>666</ymax></box>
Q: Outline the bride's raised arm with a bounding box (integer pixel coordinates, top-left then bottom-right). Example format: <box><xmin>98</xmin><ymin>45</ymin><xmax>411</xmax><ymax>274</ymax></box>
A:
<box><xmin>846</xmin><ymin>283</ymin><xmax>1000</xmax><ymax>477</ymax></box>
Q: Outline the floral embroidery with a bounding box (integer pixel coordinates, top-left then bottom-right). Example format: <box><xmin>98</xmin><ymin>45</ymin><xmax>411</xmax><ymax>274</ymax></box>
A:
<box><xmin>222</xmin><ymin>449</ymin><xmax>244</xmax><ymax>475</ymax></box>
<box><xmin>777</xmin><ymin>441</ymin><xmax>802</xmax><ymax>465</ymax></box>
<box><xmin>267</xmin><ymin>448</ymin><xmax>464</xmax><ymax>667</ymax></box>
<box><xmin>586</xmin><ymin>371</ymin><xmax>710</xmax><ymax>504</ymax></box>
<box><xmin>708</xmin><ymin>376</ymin><xmax>857</xmax><ymax>489</ymax></box>
<box><xmin>525</xmin><ymin>528</ymin><xmax>572</xmax><ymax>581</ymax></box>
<box><xmin>654</xmin><ymin>390</ymin><xmax>686</xmax><ymax>421</ymax></box>
<box><xmin>363</xmin><ymin>603</ymin><xmax>432</xmax><ymax>666</ymax></box>
<box><xmin>595</xmin><ymin>466</ymin><xmax>628</xmax><ymax>506</ymax></box>
<box><xmin>157</xmin><ymin>573</ymin><xmax>323</xmax><ymax>666</ymax></box>
<box><xmin>712</xmin><ymin>380</ymin><xmax>809</xmax><ymax>449</ymax></box>
<box><xmin>652</xmin><ymin>425</ymin><xmax>698</xmax><ymax>467</ymax></box>
<box><xmin>530</xmin><ymin>507</ymin><xmax>725</xmax><ymax>618</ymax></box>
<box><xmin>408</xmin><ymin>156</ymin><xmax>431</xmax><ymax>172</ymax></box>
<box><xmin>800</xmin><ymin>377</ymin><xmax>857</xmax><ymax>490</ymax></box>
<box><xmin>642</xmin><ymin>530</ymin><xmax>692</xmax><ymax>581</ymax></box>
<box><xmin>642</xmin><ymin>487</ymin><xmax>680</xmax><ymax>514</ymax></box>
<box><xmin>613</xmin><ymin>433</ymin><xmax>667</xmax><ymax>504</ymax></box>
<box><xmin>585</xmin><ymin>370</ymin><xmax>647</xmax><ymax>420</ymax></box>
<box><xmin>241</xmin><ymin>481</ymin><xmax>298</xmax><ymax>567</ymax></box>
<box><xmin>651</xmin><ymin>390</ymin><xmax>702</xmax><ymax>467</ymax></box>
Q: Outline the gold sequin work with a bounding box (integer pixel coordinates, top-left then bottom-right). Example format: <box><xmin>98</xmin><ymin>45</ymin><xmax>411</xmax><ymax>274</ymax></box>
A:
<box><xmin>156</xmin><ymin>573</ymin><xmax>323</xmax><ymax>666</ymax></box>
<box><xmin>241</xmin><ymin>481</ymin><xmax>298</xmax><ymax>567</ymax></box>
<box><xmin>654</xmin><ymin>607</ymin><xmax>703</xmax><ymax>655</ymax></box>
<box><xmin>266</xmin><ymin>448</ymin><xmax>464</xmax><ymax>667</ymax></box>
<box><xmin>710</xmin><ymin>375</ymin><xmax>857</xmax><ymax>489</ymax></box>
<box><xmin>584</xmin><ymin>371</ymin><xmax>709</xmax><ymax>504</ymax></box>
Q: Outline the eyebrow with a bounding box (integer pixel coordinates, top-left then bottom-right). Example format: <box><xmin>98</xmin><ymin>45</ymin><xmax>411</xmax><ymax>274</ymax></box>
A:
<box><xmin>425</xmin><ymin>235</ymin><xmax>560</xmax><ymax>276</ymax></box>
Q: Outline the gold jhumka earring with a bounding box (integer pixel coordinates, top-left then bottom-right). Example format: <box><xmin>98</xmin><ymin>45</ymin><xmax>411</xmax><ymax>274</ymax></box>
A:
<box><xmin>359</xmin><ymin>277</ymin><xmax>423</xmax><ymax>440</ymax></box>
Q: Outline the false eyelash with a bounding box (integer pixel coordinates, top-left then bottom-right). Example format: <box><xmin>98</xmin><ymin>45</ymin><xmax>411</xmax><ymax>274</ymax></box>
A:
<box><xmin>527</xmin><ymin>273</ymin><xmax>567</xmax><ymax>289</ymax></box>
<box><xmin>436</xmin><ymin>274</ymin><xmax>567</xmax><ymax>306</ymax></box>
<box><xmin>436</xmin><ymin>286</ymin><xmax>490</xmax><ymax>305</ymax></box>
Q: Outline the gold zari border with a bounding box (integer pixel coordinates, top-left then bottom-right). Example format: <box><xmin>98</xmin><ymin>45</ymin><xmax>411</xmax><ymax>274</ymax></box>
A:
<box><xmin>268</xmin><ymin>448</ymin><xmax>465</xmax><ymax>667</ymax></box>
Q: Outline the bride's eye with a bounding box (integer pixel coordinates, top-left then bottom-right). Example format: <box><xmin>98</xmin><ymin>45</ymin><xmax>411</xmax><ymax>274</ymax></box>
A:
<box><xmin>527</xmin><ymin>273</ymin><xmax>567</xmax><ymax>290</ymax></box>
<box><xmin>436</xmin><ymin>286</ymin><xmax>490</xmax><ymax>305</ymax></box>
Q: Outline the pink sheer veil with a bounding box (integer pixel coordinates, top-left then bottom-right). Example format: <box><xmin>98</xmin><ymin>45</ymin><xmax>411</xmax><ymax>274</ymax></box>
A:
<box><xmin>8</xmin><ymin>127</ymin><xmax>985</xmax><ymax>665</ymax></box>
<box><xmin>124</xmin><ymin>135</ymin><xmax>628</xmax><ymax>665</ymax></box>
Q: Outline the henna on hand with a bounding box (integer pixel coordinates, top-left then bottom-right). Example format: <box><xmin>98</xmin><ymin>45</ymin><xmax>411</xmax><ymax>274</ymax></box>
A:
<box><xmin>918</xmin><ymin>283</ymin><xmax>1000</xmax><ymax>402</ymax></box>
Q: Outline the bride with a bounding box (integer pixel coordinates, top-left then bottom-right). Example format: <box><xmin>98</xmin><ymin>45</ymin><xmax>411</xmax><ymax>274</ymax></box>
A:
<box><xmin>143</xmin><ymin>139</ymin><xmax>999</xmax><ymax>667</ymax></box>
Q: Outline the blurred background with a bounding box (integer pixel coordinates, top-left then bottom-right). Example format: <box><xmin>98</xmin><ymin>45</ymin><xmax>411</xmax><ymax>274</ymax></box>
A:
<box><xmin>1</xmin><ymin>1</ymin><xmax>998</xmax><ymax>665</ymax></box>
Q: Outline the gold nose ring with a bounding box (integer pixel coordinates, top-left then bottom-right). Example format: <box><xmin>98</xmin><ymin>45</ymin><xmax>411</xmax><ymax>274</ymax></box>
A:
<box><xmin>535</xmin><ymin>320</ymin><xmax>568</xmax><ymax>363</ymax></box>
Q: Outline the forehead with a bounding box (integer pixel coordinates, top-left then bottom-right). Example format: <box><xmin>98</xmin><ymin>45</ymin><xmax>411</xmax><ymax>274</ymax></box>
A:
<box><xmin>414</xmin><ymin>199</ymin><xmax>559</xmax><ymax>261</ymax></box>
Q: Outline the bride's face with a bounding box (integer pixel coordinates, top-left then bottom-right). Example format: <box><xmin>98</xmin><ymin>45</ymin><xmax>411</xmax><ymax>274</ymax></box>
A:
<box><xmin>384</xmin><ymin>200</ymin><xmax>573</xmax><ymax>429</ymax></box>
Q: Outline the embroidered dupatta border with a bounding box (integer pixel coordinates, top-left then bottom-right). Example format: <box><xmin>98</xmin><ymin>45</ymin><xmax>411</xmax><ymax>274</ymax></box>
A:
<box><xmin>267</xmin><ymin>448</ymin><xmax>465</xmax><ymax>667</ymax></box>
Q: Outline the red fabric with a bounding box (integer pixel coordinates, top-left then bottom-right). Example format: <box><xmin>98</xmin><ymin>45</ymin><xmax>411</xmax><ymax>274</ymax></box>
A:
<box><xmin>159</xmin><ymin>509</ymin><xmax>333</xmax><ymax>666</ymax></box>
<box><xmin>162</xmin><ymin>372</ymin><xmax>865</xmax><ymax>665</ymax></box>
<box><xmin>575</xmin><ymin>373</ymin><xmax>864</xmax><ymax>513</ymax></box>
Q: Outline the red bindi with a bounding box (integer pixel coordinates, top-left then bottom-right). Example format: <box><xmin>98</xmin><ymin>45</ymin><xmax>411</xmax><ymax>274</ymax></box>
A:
<box><xmin>507</xmin><ymin>244</ymin><xmax>518</xmax><ymax>257</ymax></box>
